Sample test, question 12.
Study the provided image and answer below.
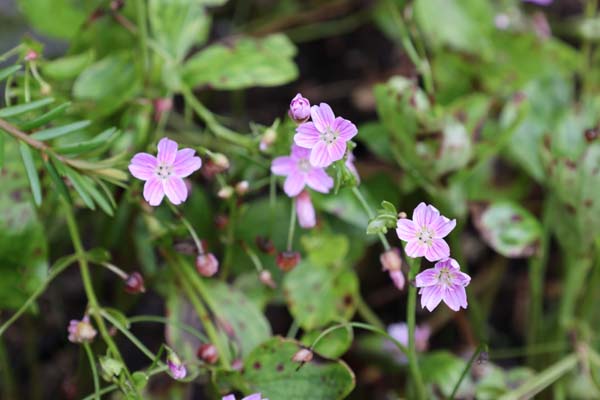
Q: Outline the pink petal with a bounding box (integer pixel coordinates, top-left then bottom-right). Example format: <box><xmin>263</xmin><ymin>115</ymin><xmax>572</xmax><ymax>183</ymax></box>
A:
<box><xmin>163</xmin><ymin>177</ymin><xmax>188</xmax><ymax>205</ymax></box>
<box><xmin>405</xmin><ymin>239</ymin><xmax>427</xmax><ymax>258</ymax></box>
<box><xmin>424</xmin><ymin>239</ymin><xmax>450</xmax><ymax>262</ymax></box>
<box><xmin>387</xmin><ymin>323</ymin><xmax>409</xmax><ymax>346</ymax></box>
<box><xmin>305</xmin><ymin>168</ymin><xmax>333</xmax><ymax>193</ymax></box>
<box><xmin>396</xmin><ymin>219</ymin><xmax>417</xmax><ymax>241</ymax></box>
<box><xmin>309</xmin><ymin>141</ymin><xmax>332</xmax><ymax>168</ymax></box>
<box><xmin>173</xmin><ymin>149</ymin><xmax>202</xmax><ymax>177</ymax></box>
<box><xmin>283</xmin><ymin>172</ymin><xmax>306</xmax><ymax>197</ymax></box>
<box><xmin>296</xmin><ymin>191</ymin><xmax>316</xmax><ymax>229</ymax></box>
<box><xmin>443</xmin><ymin>285</ymin><xmax>467</xmax><ymax>311</ymax></box>
<box><xmin>143</xmin><ymin>178</ymin><xmax>165</xmax><ymax>206</ymax></box>
<box><xmin>271</xmin><ymin>156</ymin><xmax>295</xmax><ymax>176</ymax></box>
<box><xmin>412</xmin><ymin>202</ymin><xmax>428</xmax><ymax>227</ymax></box>
<box><xmin>327</xmin><ymin>139</ymin><xmax>346</xmax><ymax>164</ymax></box>
<box><xmin>453</xmin><ymin>270</ymin><xmax>471</xmax><ymax>286</ymax></box>
<box><xmin>431</xmin><ymin>216</ymin><xmax>456</xmax><ymax>238</ymax></box>
<box><xmin>294</xmin><ymin>123</ymin><xmax>321</xmax><ymax>149</ymax></box>
<box><xmin>290</xmin><ymin>144</ymin><xmax>311</xmax><ymax>159</ymax></box>
<box><xmin>129</xmin><ymin>153</ymin><xmax>157</xmax><ymax>180</ymax></box>
<box><xmin>157</xmin><ymin>137</ymin><xmax>178</xmax><ymax>165</ymax></box>
<box><xmin>242</xmin><ymin>395</ymin><xmax>263</xmax><ymax>400</ymax></box>
<box><xmin>333</xmin><ymin>117</ymin><xmax>358</xmax><ymax>141</ymax></box>
<box><xmin>415</xmin><ymin>267</ymin><xmax>438</xmax><ymax>288</ymax></box>
<box><xmin>222</xmin><ymin>396</ymin><xmax>236</xmax><ymax>400</ymax></box>
<box><xmin>420</xmin><ymin>285</ymin><xmax>443</xmax><ymax>311</ymax></box>
<box><xmin>389</xmin><ymin>270</ymin><xmax>405</xmax><ymax>290</ymax></box>
<box><xmin>310</xmin><ymin>103</ymin><xmax>335</xmax><ymax>132</ymax></box>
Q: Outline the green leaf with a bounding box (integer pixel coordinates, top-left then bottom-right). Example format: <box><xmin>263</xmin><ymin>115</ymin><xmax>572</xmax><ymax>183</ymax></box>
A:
<box><xmin>63</xmin><ymin>168</ymin><xmax>96</xmax><ymax>210</ymax></box>
<box><xmin>17</xmin><ymin>0</ymin><xmax>94</xmax><ymax>39</ymax></box>
<box><xmin>0</xmin><ymin>132</ymin><xmax>4</xmax><ymax>168</ymax></box>
<box><xmin>30</xmin><ymin>120</ymin><xmax>91</xmax><ymax>141</ymax></box>
<box><xmin>301</xmin><ymin>326</ymin><xmax>353</xmax><ymax>359</ymax></box>
<box><xmin>43</xmin><ymin>51</ymin><xmax>95</xmax><ymax>80</ymax></box>
<box><xmin>300</xmin><ymin>232</ymin><xmax>349</xmax><ymax>266</ymax></box>
<box><xmin>44</xmin><ymin>159</ymin><xmax>72</xmax><ymax>203</ymax></box>
<box><xmin>0</xmin><ymin>98</ymin><xmax>55</xmax><ymax>118</ymax></box>
<box><xmin>284</xmin><ymin>261</ymin><xmax>358</xmax><ymax>330</ymax></box>
<box><xmin>181</xmin><ymin>34</ymin><xmax>298</xmax><ymax>90</ymax></box>
<box><xmin>82</xmin><ymin>175</ymin><xmax>114</xmax><ymax>216</ymax></box>
<box><xmin>420</xmin><ymin>351</ymin><xmax>471</xmax><ymax>398</ymax></box>
<box><xmin>18</xmin><ymin>143</ymin><xmax>42</xmax><ymax>206</ymax></box>
<box><xmin>0</xmin><ymin>65</ymin><xmax>21</xmax><ymax>82</ymax></box>
<box><xmin>241</xmin><ymin>337</ymin><xmax>355</xmax><ymax>400</ymax></box>
<box><xmin>54</xmin><ymin>127</ymin><xmax>118</xmax><ymax>155</ymax></box>
<box><xmin>472</xmin><ymin>201</ymin><xmax>542</xmax><ymax>258</ymax></box>
<box><xmin>18</xmin><ymin>102</ymin><xmax>71</xmax><ymax>131</ymax></box>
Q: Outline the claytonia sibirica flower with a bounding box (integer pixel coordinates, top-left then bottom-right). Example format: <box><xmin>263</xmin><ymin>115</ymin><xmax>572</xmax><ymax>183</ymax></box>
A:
<box><xmin>67</xmin><ymin>315</ymin><xmax>97</xmax><ymax>343</ymax></box>
<box><xmin>271</xmin><ymin>145</ymin><xmax>334</xmax><ymax>197</ymax></box>
<box><xmin>396</xmin><ymin>202</ymin><xmax>456</xmax><ymax>262</ymax></box>
<box><xmin>296</xmin><ymin>190</ymin><xmax>316</xmax><ymax>229</ymax></box>
<box><xmin>289</xmin><ymin>93</ymin><xmax>311</xmax><ymax>123</ymax></box>
<box><xmin>129</xmin><ymin>137</ymin><xmax>202</xmax><ymax>206</ymax></box>
<box><xmin>294</xmin><ymin>103</ymin><xmax>357</xmax><ymax>168</ymax></box>
<box><xmin>523</xmin><ymin>0</ymin><xmax>552</xmax><ymax>5</ymax></box>
<box><xmin>387</xmin><ymin>322</ymin><xmax>431</xmax><ymax>353</ymax></box>
<box><xmin>223</xmin><ymin>394</ymin><xmax>268</xmax><ymax>400</ymax></box>
<box><xmin>167</xmin><ymin>350</ymin><xmax>187</xmax><ymax>380</ymax></box>
<box><xmin>415</xmin><ymin>258</ymin><xmax>471</xmax><ymax>312</ymax></box>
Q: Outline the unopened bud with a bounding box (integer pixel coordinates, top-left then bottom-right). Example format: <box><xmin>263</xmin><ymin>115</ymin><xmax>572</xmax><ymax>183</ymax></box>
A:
<box><xmin>388</xmin><ymin>269</ymin><xmax>406</xmax><ymax>290</ymax></box>
<box><xmin>212</xmin><ymin>153</ymin><xmax>230</xmax><ymax>171</ymax></box>
<box><xmin>197</xmin><ymin>343</ymin><xmax>219</xmax><ymax>364</ymax></box>
<box><xmin>110</xmin><ymin>0</ymin><xmax>125</xmax><ymax>11</ymax></box>
<box><xmin>167</xmin><ymin>350</ymin><xmax>186</xmax><ymax>380</ymax></box>
<box><xmin>276</xmin><ymin>251</ymin><xmax>301</xmax><ymax>272</ymax></box>
<box><xmin>289</xmin><ymin>93</ymin><xmax>311</xmax><ymax>123</ymax></box>
<box><xmin>291</xmin><ymin>348</ymin><xmax>313</xmax><ymax>363</ymax></box>
<box><xmin>259</xmin><ymin>128</ymin><xmax>277</xmax><ymax>152</ymax></box>
<box><xmin>124</xmin><ymin>271</ymin><xmax>146</xmax><ymax>294</ymax></box>
<box><xmin>24</xmin><ymin>50</ymin><xmax>38</xmax><ymax>61</ymax></box>
<box><xmin>259</xmin><ymin>270</ymin><xmax>276</xmax><ymax>288</ymax></box>
<box><xmin>153</xmin><ymin>97</ymin><xmax>173</xmax><ymax>122</ymax></box>
<box><xmin>255</xmin><ymin>236</ymin><xmax>275</xmax><ymax>255</ymax></box>
<box><xmin>296</xmin><ymin>191</ymin><xmax>316</xmax><ymax>229</ymax></box>
<box><xmin>585</xmin><ymin>128</ymin><xmax>598</xmax><ymax>142</ymax></box>
<box><xmin>196</xmin><ymin>253</ymin><xmax>219</xmax><ymax>277</ymax></box>
<box><xmin>231</xmin><ymin>359</ymin><xmax>244</xmax><ymax>371</ymax></box>
<box><xmin>67</xmin><ymin>315</ymin><xmax>97</xmax><ymax>344</ymax></box>
<box><xmin>218</xmin><ymin>186</ymin><xmax>234</xmax><ymax>199</ymax></box>
<box><xmin>235</xmin><ymin>181</ymin><xmax>249</xmax><ymax>196</ymax></box>
<box><xmin>380</xmin><ymin>248</ymin><xmax>402</xmax><ymax>272</ymax></box>
<box><xmin>398</xmin><ymin>211</ymin><xmax>407</xmax><ymax>219</ymax></box>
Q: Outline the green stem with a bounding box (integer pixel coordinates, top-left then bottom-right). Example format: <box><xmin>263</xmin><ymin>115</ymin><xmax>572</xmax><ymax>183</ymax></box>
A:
<box><xmin>558</xmin><ymin>255</ymin><xmax>593</xmax><ymax>329</ymax></box>
<box><xmin>406</xmin><ymin>256</ymin><xmax>426</xmax><ymax>400</ymax></box>
<box><xmin>0</xmin><ymin>336</ymin><xmax>17</xmax><ymax>399</ymax></box>
<box><xmin>133</xmin><ymin>0</ymin><xmax>149</xmax><ymax>72</ymax></box>
<box><xmin>286</xmin><ymin>197</ymin><xmax>297</xmax><ymax>251</ymax></box>
<box><xmin>81</xmin><ymin>365</ymin><xmax>169</xmax><ymax>400</ymax></box>
<box><xmin>351</xmin><ymin>187</ymin><xmax>391</xmax><ymax>251</ymax></box>
<box><xmin>286</xmin><ymin>320</ymin><xmax>299</xmax><ymax>339</ymax></box>
<box><xmin>355</xmin><ymin>295</ymin><xmax>385</xmax><ymax>330</ymax></box>
<box><xmin>449</xmin><ymin>344</ymin><xmax>487</xmax><ymax>400</ymax></box>
<box><xmin>168</xmin><ymin>202</ymin><xmax>205</xmax><ymax>254</ymax></box>
<box><xmin>83</xmin><ymin>343</ymin><xmax>100</xmax><ymax>400</ymax></box>
<box><xmin>222</xmin><ymin>197</ymin><xmax>237</xmax><ymax>278</ymax></box>
<box><xmin>100</xmin><ymin>310</ymin><xmax>157</xmax><ymax>362</ymax></box>
<box><xmin>0</xmin><ymin>44</ymin><xmax>23</xmax><ymax>63</ymax></box>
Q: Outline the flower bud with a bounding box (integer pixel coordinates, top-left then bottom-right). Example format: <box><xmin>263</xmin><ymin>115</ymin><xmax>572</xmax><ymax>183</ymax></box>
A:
<box><xmin>235</xmin><ymin>180</ymin><xmax>249</xmax><ymax>196</ymax></box>
<box><xmin>197</xmin><ymin>343</ymin><xmax>219</xmax><ymax>364</ymax></box>
<box><xmin>196</xmin><ymin>253</ymin><xmax>219</xmax><ymax>277</ymax></box>
<box><xmin>380</xmin><ymin>248</ymin><xmax>402</xmax><ymax>272</ymax></box>
<box><xmin>231</xmin><ymin>359</ymin><xmax>244</xmax><ymax>371</ymax></box>
<box><xmin>291</xmin><ymin>348</ymin><xmax>313</xmax><ymax>363</ymax></box>
<box><xmin>153</xmin><ymin>97</ymin><xmax>173</xmax><ymax>122</ymax></box>
<box><xmin>68</xmin><ymin>315</ymin><xmax>97</xmax><ymax>343</ymax></box>
<box><xmin>24</xmin><ymin>50</ymin><xmax>38</xmax><ymax>61</ymax></box>
<box><xmin>276</xmin><ymin>251</ymin><xmax>301</xmax><ymax>272</ymax></box>
<box><xmin>289</xmin><ymin>93</ymin><xmax>311</xmax><ymax>123</ymax></box>
<box><xmin>167</xmin><ymin>350</ymin><xmax>187</xmax><ymax>380</ymax></box>
<box><xmin>398</xmin><ymin>211</ymin><xmax>407</xmax><ymax>219</ymax></box>
<box><xmin>259</xmin><ymin>270</ymin><xmax>276</xmax><ymax>288</ymax></box>
<box><xmin>388</xmin><ymin>269</ymin><xmax>406</xmax><ymax>291</ymax></box>
<box><xmin>259</xmin><ymin>127</ymin><xmax>277</xmax><ymax>152</ymax></box>
<box><xmin>124</xmin><ymin>271</ymin><xmax>146</xmax><ymax>294</ymax></box>
<box><xmin>212</xmin><ymin>153</ymin><xmax>230</xmax><ymax>171</ymax></box>
<box><xmin>218</xmin><ymin>186</ymin><xmax>234</xmax><ymax>199</ymax></box>
<box><xmin>296</xmin><ymin>191</ymin><xmax>316</xmax><ymax>229</ymax></box>
<box><xmin>255</xmin><ymin>236</ymin><xmax>275</xmax><ymax>255</ymax></box>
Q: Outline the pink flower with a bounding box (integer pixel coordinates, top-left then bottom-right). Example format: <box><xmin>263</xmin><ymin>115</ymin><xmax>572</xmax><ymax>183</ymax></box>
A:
<box><xmin>67</xmin><ymin>315</ymin><xmax>97</xmax><ymax>343</ymax></box>
<box><xmin>294</xmin><ymin>103</ymin><xmax>357</xmax><ymax>168</ymax></box>
<box><xmin>396</xmin><ymin>202</ymin><xmax>456</xmax><ymax>262</ymax></box>
<box><xmin>523</xmin><ymin>0</ymin><xmax>552</xmax><ymax>5</ymax></box>
<box><xmin>222</xmin><ymin>394</ymin><xmax>268</xmax><ymax>400</ymax></box>
<box><xmin>380</xmin><ymin>248</ymin><xmax>405</xmax><ymax>290</ymax></box>
<box><xmin>271</xmin><ymin>145</ymin><xmax>334</xmax><ymax>197</ymax></box>
<box><xmin>289</xmin><ymin>93</ymin><xmax>311</xmax><ymax>123</ymax></box>
<box><xmin>415</xmin><ymin>258</ymin><xmax>471</xmax><ymax>312</ymax></box>
<box><xmin>167</xmin><ymin>350</ymin><xmax>187</xmax><ymax>380</ymax></box>
<box><xmin>129</xmin><ymin>137</ymin><xmax>202</xmax><ymax>206</ymax></box>
<box><xmin>387</xmin><ymin>322</ymin><xmax>431</xmax><ymax>352</ymax></box>
<box><xmin>296</xmin><ymin>190</ymin><xmax>316</xmax><ymax>229</ymax></box>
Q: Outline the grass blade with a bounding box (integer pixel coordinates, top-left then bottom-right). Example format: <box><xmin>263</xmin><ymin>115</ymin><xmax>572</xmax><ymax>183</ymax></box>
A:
<box><xmin>64</xmin><ymin>167</ymin><xmax>95</xmax><ymax>210</ymax></box>
<box><xmin>19</xmin><ymin>102</ymin><xmax>71</xmax><ymax>131</ymax></box>
<box><xmin>18</xmin><ymin>142</ymin><xmax>42</xmax><ymax>206</ymax></box>
<box><xmin>30</xmin><ymin>120</ymin><xmax>91</xmax><ymax>141</ymax></box>
<box><xmin>0</xmin><ymin>98</ymin><xmax>54</xmax><ymax>118</ymax></box>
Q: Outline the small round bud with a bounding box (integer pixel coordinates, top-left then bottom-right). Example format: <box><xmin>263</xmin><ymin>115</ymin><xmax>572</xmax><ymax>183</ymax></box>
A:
<box><xmin>235</xmin><ymin>181</ymin><xmax>249</xmax><ymax>196</ymax></box>
<box><xmin>110</xmin><ymin>0</ymin><xmax>125</xmax><ymax>11</ymax></box>
<box><xmin>276</xmin><ymin>251</ymin><xmax>301</xmax><ymax>272</ymax></box>
<box><xmin>197</xmin><ymin>343</ymin><xmax>219</xmax><ymax>364</ymax></box>
<box><xmin>291</xmin><ymin>348</ymin><xmax>313</xmax><ymax>363</ymax></box>
<box><xmin>231</xmin><ymin>359</ymin><xmax>244</xmax><ymax>371</ymax></box>
<box><xmin>289</xmin><ymin>93</ymin><xmax>311</xmax><ymax>123</ymax></box>
<box><xmin>398</xmin><ymin>211</ymin><xmax>407</xmax><ymax>219</ymax></box>
<box><xmin>124</xmin><ymin>271</ymin><xmax>146</xmax><ymax>294</ymax></box>
<box><xmin>196</xmin><ymin>253</ymin><xmax>219</xmax><ymax>277</ymax></box>
<box><xmin>218</xmin><ymin>186</ymin><xmax>234</xmax><ymax>199</ymax></box>
<box><xmin>212</xmin><ymin>153</ymin><xmax>230</xmax><ymax>171</ymax></box>
<box><xmin>255</xmin><ymin>236</ymin><xmax>275</xmax><ymax>255</ymax></box>
<box><xmin>259</xmin><ymin>128</ymin><xmax>277</xmax><ymax>152</ymax></box>
<box><xmin>259</xmin><ymin>270</ymin><xmax>276</xmax><ymax>288</ymax></box>
<box><xmin>24</xmin><ymin>50</ymin><xmax>38</xmax><ymax>61</ymax></box>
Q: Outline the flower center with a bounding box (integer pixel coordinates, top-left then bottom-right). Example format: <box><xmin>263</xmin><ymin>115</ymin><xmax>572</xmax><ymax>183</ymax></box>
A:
<box><xmin>321</xmin><ymin>128</ymin><xmax>338</xmax><ymax>145</ymax></box>
<box><xmin>436</xmin><ymin>268</ymin><xmax>453</xmax><ymax>287</ymax></box>
<box><xmin>416</xmin><ymin>227</ymin><xmax>433</xmax><ymax>246</ymax></box>
<box><xmin>297</xmin><ymin>158</ymin><xmax>312</xmax><ymax>172</ymax></box>
<box><xmin>155</xmin><ymin>163</ymin><xmax>173</xmax><ymax>180</ymax></box>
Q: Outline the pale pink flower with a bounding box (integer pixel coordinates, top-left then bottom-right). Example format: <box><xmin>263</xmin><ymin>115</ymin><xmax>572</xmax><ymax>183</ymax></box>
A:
<box><xmin>289</xmin><ymin>93</ymin><xmax>311</xmax><ymax>123</ymax></box>
<box><xmin>523</xmin><ymin>0</ymin><xmax>552</xmax><ymax>5</ymax></box>
<box><xmin>271</xmin><ymin>145</ymin><xmax>334</xmax><ymax>197</ymax></box>
<box><xmin>296</xmin><ymin>190</ymin><xmax>316</xmax><ymax>229</ymax></box>
<box><xmin>387</xmin><ymin>322</ymin><xmax>431</xmax><ymax>352</ymax></box>
<box><xmin>222</xmin><ymin>394</ymin><xmax>268</xmax><ymax>400</ymax></box>
<box><xmin>67</xmin><ymin>315</ymin><xmax>97</xmax><ymax>343</ymax></box>
<box><xmin>294</xmin><ymin>103</ymin><xmax>357</xmax><ymax>168</ymax></box>
<box><xmin>129</xmin><ymin>137</ymin><xmax>202</xmax><ymax>206</ymax></box>
<box><xmin>380</xmin><ymin>248</ymin><xmax>405</xmax><ymax>290</ymax></box>
<box><xmin>167</xmin><ymin>350</ymin><xmax>187</xmax><ymax>380</ymax></box>
<box><xmin>396</xmin><ymin>202</ymin><xmax>456</xmax><ymax>262</ymax></box>
<box><xmin>415</xmin><ymin>258</ymin><xmax>471</xmax><ymax>312</ymax></box>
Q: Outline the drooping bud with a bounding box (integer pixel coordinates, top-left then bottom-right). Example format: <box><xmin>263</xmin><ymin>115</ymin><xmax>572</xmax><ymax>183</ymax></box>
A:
<box><xmin>218</xmin><ymin>186</ymin><xmax>234</xmax><ymax>199</ymax></box>
<box><xmin>67</xmin><ymin>315</ymin><xmax>97</xmax><ymax>343</ymax></box>
<box><xmin>289</xmin><ymin>93</ymin><xmax>311</xmax><ymax>123</ymax></box>
<box><xmin>296</xmin><ymin>191</ymin><xmax>316</xmax><ymax>229</ymax></box>
<box><xmin>196</xmin><ymin>253</ymin><xmax>219</xmax><ymax>277</ymax></box>
<box><xmin>235</xmin><ymin>181</ymin><xmax>249</xmax><ymax>196</ymax></box>
<box><xmin>124</xmin><ymin>271</ymin><xmax>146</xmax><ymax>294</ymax></box>
<box><xmin>197</xmin><ymin>343</ymin><xmax>219</xmax><ymax>364</ymax></box>
<box><xmin>276</xmin><ymin>251</ymin><xmax>301</xmax><ymax>271</ymax></box>
<box><xmin>259</xmin><ymin>127</ymin><xmax>277</xmax><ymax>152</ymax></box>
<box><xmin>380</xmin><ymin>248</ymin><xmax>405</xmax><ymax>290</ymax></box>
<box><xmin>255</xmin><ymin>236</ymin><xmax>275</xmax><ymax>255</ymax></box>
<box><xmin>388</xmin><ymin>270</ymin><xmax>406</xmax><ymax>291</ymax></box>
<box><xmin>167</xmin><ymin>350</ymin><xmax>187</xmax><ymax>380</ymax></box>
<box><xmin>212</xmin><ymin>153</ymin><xmax>230</xmax><ymax>171</ymax></box>
<box><xmin>259</xmin><ymin>270</ymin><xmax>276</xmax><ymax>288</ymax></box>
<box><xmin>291</xmin><ymin>348</ymin><xmax>313</xmax><ymax>363</ymax></box>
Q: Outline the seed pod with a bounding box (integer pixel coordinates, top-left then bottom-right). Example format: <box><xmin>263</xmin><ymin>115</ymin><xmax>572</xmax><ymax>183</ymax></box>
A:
<box><xmin>197</xmin><ymin>343</ymin><xmax>219</xmax><ymax>364</ymax></box>
<box><xmin>276</xmin><ymin>251</ymin><xmax>301</xmax><ymax>272</ymax></box>
<box><xmin>124</xmin><ymin>271</ymin><xmax>146</xmax><ymax>294</ymax></box>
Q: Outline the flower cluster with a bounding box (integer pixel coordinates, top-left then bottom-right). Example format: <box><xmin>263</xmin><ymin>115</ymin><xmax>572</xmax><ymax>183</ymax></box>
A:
<box><xmin>396</xmin><ymin>203</ymin><xmax>471</xmax><ymax>312</ymax></box>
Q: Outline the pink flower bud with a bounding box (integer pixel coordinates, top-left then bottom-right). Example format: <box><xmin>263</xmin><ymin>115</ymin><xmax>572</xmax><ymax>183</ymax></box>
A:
<box><xmin>124</xmin><ymin>271</ymin><xmax>146</xmax><ymax>294</ymax></box>
<box><xmin>259</xmin><ymin>270</ymin><xmax>276</xmax><ymax>288</ymax></box>
<box><xmin>296</xmin><ymin>191</ymin><xmax>316</xmax><ymax>229</ymax></box>
<box><xmin>291</xmin><ymin>348</ymin><xmax>313</xmax><ymax>363</ymax></box>
<box><xmin>153</xmin><ymin>97</ymin><xmax>173</xmax><ymax>122</ymax></box>
<box><xmin>24</xmin><ymin>50</ymin><xmax>38</xmax><ymax>61</ymax></box>
<box><xmin>235</xmin><ymin>181</ymin><xmax>249</xmax><ymax>196</ymax></box>
<box><xmin>167</xmin><ymin>351</ymin><xmax>187</xmax><ymax>380</ymax></box>
<box><xmin>67</xmin><ymin>315</ymin><xmax>97</xmax><ymax>343</ymax></box>
<box><xmin>196</xmin><ymin>253</ymin><xmax>219</xmax><ymax>277</ymax></box>
<box><xmin>259</xmin><ymin>128</ymin><xmax>277</xmax><ymax>152</ymax></box>
<box><xmin>218</xmin><ymin>186</ymin><xmax>234</xmax><ymax>199</ymax></box>
<box><xmin>380</xmin><ymin>248</ymin><xmax>402</xmax><ymax>272</ymax></box>
<box><xmin>289</xmin><ymin>93</ymin><xmax>311</xmax><ymax>123</ymax></box>
<box><xmin>276</xmin><ymin>251</ymin><xmax>301</xmax><ymax>271</ymax></box>
<box><xmin>388</xmin><ymin>270</ymin><xmax>406</xmax><ymax>290</ymax></box>
<box><xmin>231</xmin><ymin>359</ymin><xmax>244</xmax><ymax>371</ymax></box>
<box><xmin>255</xmin><ymin>236</ymin><xmax>275</xmax><ymax>255</ymax></box>
<box><xmin>197</xmin><ymin>343</ymin><xmax>219</xmax><ymax>364</ymax></box>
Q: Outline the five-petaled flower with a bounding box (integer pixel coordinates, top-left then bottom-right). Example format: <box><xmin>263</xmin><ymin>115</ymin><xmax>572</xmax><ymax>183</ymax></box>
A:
<box><xmin>396</xmin><ymin>202</ymin><xmax>456</xmax><ymax>262</ymax></box>
<box><xmin>129</xmin><ymin>137</ymin><xmax>202</xmax><ymax>206</ymax></box>
<box><xmin>271</xmin><ymin>144</ymin><xmax>334</xmax><ymax>197</ymax></box>
<box><xmin>67</xmin><ymin>315</ymin><xmax>97</xmax><ymax>343</ymax></box>
<box><xmin>222</xmin><ymin>394</ymin><xmax>268</xmax><ymax>400</ymax></box>
<box><xmin>415</xmin><ymin>258</ymin><xmax>471</xmax><ymax>312</ymax></box>
<box><xmin>294</xmin><ymin>103</ymin><xmax>357</xmax><ymax>168</ymax></box>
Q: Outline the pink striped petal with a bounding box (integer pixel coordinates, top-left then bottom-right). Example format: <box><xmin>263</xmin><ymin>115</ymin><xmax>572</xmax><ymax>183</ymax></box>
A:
<box><xmin>412</xmin><ymin>202</ymin><xmax>428</xmax><ymax>227</ymax></box>
<box><xmin>173</xmin><ymin>149</ymin><xmax>202</xmax><ymax>177</ymax></box>
<box><xmin>443</xmin><ymin>285</ymin><xmax>467</xmax><ymax>311</ymax></box>
<box><xmin>129</xmin><ymin>153</ymin><xmax>157</xmax><ymax>180</ymax></box>
<box><xmin>283</xmin><ymin>172</ymin><xmax>306</xmax><ymax>197</ymax></box>
<box><xmin>163</xmin><ymin>177</ymin><xmax>188</xmax><ymax>205</ymax></box>
<box><xmin>296</xmin><ymin>191</ymin><xmax>316</xmax><ymax>229</ymax></box>
<box><xmin>333</xmin><ymin>117</ymin><xmax>357</xmax><ymax>141</ymax></box>
<box><xmin>305</xmin><ymin>168</ymin><xmax>333</xmax><ymax>193</ymax></box>
<box><xmin>157</xmin><ymin>137</ymin><xmax>178</xmax><ymax>165</ymax></box>
<box><xmin>309</xmin><ymin>141</ymin><xmax>331</xmax><ymax>168</ymax></box>
<box><xmin>424</xmin><ymin>239</ymin><xmax>450</xmax><ymax>262</ymax></box>
<box><xmin>420</xmin><ymin>285</ymin><xmax>443</xmax><ymax>311</ymax></box>
<box><xmin>143</xmin><ymin>178</ymin><xmax>165</xmax><ymax>206</ymax></box>
<box><xmin>415</xmin><ymin>267</ymin><xmax>438</xmax><ymax>288</ymax></box>
<box><xmin>290</xmin><ymin>144</ymin><xmax>311</xmax><ymax>159</ymax></box>
<box><xmin>405</xmin><ymin>239</ymin><xmax>427</xmax><ymax>258</ymax></box>
<box><xmin>431</xmin><ymin>216</ymin><xmax>456</xmax><ymax>238</ymax></box>
<box><xmin>271</xmin><ymin>156</ymin><xmax>295</xmax><ymax>176</ymax></box>
<box><xmin>396</xmin><ymin>219</ymin><xmax>417</xmax><ymax>241</ymax></box>
<box><xmin>310</xmin><ymin>103</ymin><xmax>335</xmax><ymax>132</ymax></box>
<box><xmin>326</xmin><ymin>139</ymin><xmax>346</xmax><ymax>164</ymax></box>
<box><xmin>294</xmin><ymin>122</ymin><xmax>321</xmax><ymax>149</ymax></box>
